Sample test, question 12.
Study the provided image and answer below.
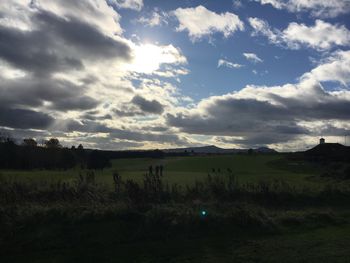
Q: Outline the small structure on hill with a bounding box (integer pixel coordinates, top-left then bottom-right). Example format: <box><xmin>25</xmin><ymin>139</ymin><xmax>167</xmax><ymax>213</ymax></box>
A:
<box><xmin>305</xmin><ymin>140</ymin><xmax>350</xmax><ymax>162</ymax></box>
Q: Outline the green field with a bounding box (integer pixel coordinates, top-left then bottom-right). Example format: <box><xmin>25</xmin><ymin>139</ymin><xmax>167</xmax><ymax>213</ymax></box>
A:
<box><xmin>0</xmin><ymin>154</ymin><xmax>323</xmax><ymax>187</ymax></box>
<box><xmin>2</xmin><ymin>154</ymin><xmax>350</xmax><ymax>263</ymax></box>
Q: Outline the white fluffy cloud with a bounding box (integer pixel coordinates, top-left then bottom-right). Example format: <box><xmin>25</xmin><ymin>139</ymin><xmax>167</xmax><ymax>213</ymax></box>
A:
<box><xmin>249</xmin><ymin>17</ymin><xmax>350</xmax><ymax>50</ymax></box>
<box><xmin>172</xmin><ymin>5</ymin><xmax>244</xmax><ymax>41</ymax></box>
<box><xmin>257</xmin><ymin>0</ymin><xmax>350</xmax><ymax>18</ymax></box>
<box><xmin>243</xmin><ymin>53</ymin><xmax>263</xmax><ymax>63</ymax></box>
<box><xmin>301</xmin><ymin>50</ymin><xmax>350</xmax><ymax>86</ymax></box>
<box><xmin>218</xmin><ymin>59</ymin><xmax>243</xmax><ymax>69</ymax></box>
<box><xmin>283</xmin><ymin>20</ymin><xmax>350</xmax><ymax>50</ymax></box>
<box><xmin>108</xmin><ymin>0</ymin><xmax>143</xmax><ymax>11</ymax></box>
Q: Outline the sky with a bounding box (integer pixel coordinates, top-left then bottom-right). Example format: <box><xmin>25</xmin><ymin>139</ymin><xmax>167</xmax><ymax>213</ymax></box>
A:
<box><xmin>1</xmin><ymin>0</ymin><xmax>350</xmax><ymax>151</ymax></box>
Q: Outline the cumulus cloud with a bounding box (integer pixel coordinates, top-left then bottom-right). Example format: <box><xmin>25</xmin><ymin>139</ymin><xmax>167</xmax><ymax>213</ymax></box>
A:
<box><xmin>131</xmin><ymin>95</ymin><xmax>164</xmax><ymax>114</ymax></box>
<box><xmin>0</xmin><ymin>1</ymin><xmax>190</xmax><ymax>149</ymax></box>
<box><xmin>166</xmin><ymin>50</ymin><xmax>350</xmax><ymax>148</ymax></box>
<box><xmin>0</xmin><ymin>108</ymin><xmax>54</xmax><ymax>130</ymax></box>
<box><xmin>61</xmin><ymin>119</ymin><xmax>189</xmax><ymax>148</ymax></box>
<box><xmin>301</xmin><ymin>50</ymin><xmax>350</xmax><ymax>85</ymax></box>
<box><xmin>283</xmin><ymin>20</ymin><xmax>350</xmax><ymax>50</ymax></box>
<box><xmin>243</xmin><ymin>53</ymin><xmax>263</xmax><ymax>63</ymax></box>
<box><xmin>108</xmin><ymin>0</ymin><xmax>143</xmax><ymax>11</ymax></box>
<box><xmin>249</xmin><ymin>17</ymin><xmax>350</xmax><ymax>50</ymax></box>
<box><xmin>218</xmin><ymin>59</ymin><xmax>243</xmax><ymax>69</ymax></box>
<box><xmin>172</xmin><ymin>5</ymin><xmax>244</xmax><ymax>41</ymax></box>
<box><xmin>257</xmin><ymin>0</ymin><xmax>350</xmax><ymax>18</ymax></box>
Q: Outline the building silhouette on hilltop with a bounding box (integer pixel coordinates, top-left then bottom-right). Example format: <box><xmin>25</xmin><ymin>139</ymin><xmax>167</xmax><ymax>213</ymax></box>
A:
<box><xmin>304</xmin><ymin>137</ymin><xmax>350</xmax><ymax>162</ymax></box>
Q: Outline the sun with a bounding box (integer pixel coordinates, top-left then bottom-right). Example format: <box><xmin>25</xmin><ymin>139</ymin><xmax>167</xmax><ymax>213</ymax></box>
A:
<box><xmin>131</xmin><ymin>44</ymin><xmax>164</xmax><ymax>73</ymax></box>
<box><xmin>127</xmin><ymin>43</ymin><xmax>185</xmax><ymax>74</ymax></box>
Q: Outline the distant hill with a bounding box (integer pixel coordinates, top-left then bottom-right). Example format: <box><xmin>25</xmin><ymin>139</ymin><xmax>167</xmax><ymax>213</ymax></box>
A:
<box><xmin>164</xmin><ymin>145</ymin><xmax>277</xmax><ymax>154</ymax></box>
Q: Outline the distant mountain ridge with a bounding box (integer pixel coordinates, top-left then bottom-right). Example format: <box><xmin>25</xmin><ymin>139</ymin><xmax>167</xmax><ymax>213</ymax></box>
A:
<box><xmin>164</xmin><ymin>145</ymin><xmax>277</xmax><ymax>154</ymax></box>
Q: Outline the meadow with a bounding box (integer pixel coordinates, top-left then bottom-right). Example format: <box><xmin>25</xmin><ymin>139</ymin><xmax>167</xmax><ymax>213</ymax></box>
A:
<box><xmin>0</xmin><ymin>154</ymin><xmax>324</xmax><ymax>187</ymax></box>
<box><xmin>1</xmin><ymin>153</ymin><xmax>350</xmax><ymax>263</ymax></box>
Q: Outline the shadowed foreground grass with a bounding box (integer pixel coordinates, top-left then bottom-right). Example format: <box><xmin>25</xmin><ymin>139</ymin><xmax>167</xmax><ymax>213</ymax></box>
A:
<box><xmin>1</xmin><ymin>168</ymin><xmax>350</xmax><ymax>263</ymax></box>
<box><xmin>2</xmin><ymin>223</ymin><xmax>350</xmax><ymax>263</ymax></box>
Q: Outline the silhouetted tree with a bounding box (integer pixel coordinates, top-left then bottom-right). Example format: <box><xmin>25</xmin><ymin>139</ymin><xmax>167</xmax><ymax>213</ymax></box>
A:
<box><xmin>45</xmin><ymin>138</ymin><xmax>62</xmax><ymax>148</ymax></box>
<box><xmin>0</xmin><ymin>133</ymin><xmax>17</xmax><ymax>168</ymax></box>
<box><xmin>22</xmin><ymin>138</ymin><xmax>37</xmax><ymax>147</ymax></box>
<box><xmin>0</xmin><ymin>132</ymin><xmax>15</xmax><ymax>144</ymax></box>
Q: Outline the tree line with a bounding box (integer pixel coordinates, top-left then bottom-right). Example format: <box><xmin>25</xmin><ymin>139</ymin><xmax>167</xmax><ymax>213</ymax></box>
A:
<box><xmin>0</xmin><ymin>134</ymin><xmax>111</xmax><ymax>170</ymax></box>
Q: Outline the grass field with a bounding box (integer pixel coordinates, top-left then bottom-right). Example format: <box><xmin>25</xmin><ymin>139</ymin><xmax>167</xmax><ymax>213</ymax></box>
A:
<box><xmin>1</xmin><ymin>154</ymin><xmax>350</xmax><ymax>262</ymax></box>
<box><xmin>0</xmin><ymin>154</ymin><xmax>324</xmax><ymax>187</ymax></box>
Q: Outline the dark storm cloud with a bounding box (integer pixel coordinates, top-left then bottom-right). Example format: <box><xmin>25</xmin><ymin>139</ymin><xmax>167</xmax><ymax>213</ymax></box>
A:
<box><xmin>131</xmin><ymin>95</ymin><xmax>164</xmax><ymax>114</ymax></box>
<box><xmin>0</xmin><ymin>108</ymin><xmax>54</xmax><ymax>129</ymax></box>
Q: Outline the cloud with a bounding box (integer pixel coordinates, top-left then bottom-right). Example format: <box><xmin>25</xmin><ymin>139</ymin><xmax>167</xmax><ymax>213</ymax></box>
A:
<box><xmin>282</xmin><ymin>20</ymin><xmax>350</xmax><ymax>50</ymax></box>
<box><xmin>108</xmin><ymin>0</ymin><xmax>143</xmax><ymax>11</ymax></box>
<box><xmin>243</xmin><ymin>53</ymin><xmax>263</xmax><ymax>63</ymax></box>
<box><xmin>232</xmin><ymin>1</ymin><xmax>243</xmax><ymax>9</ymax></box>
<box><xmin>131</xmin><ymin>95</ymin><xmax>164</xmax><ymax>114</ymax></box>
<box><xmin>62</xmin><ymin>119</ymin><xmax>188</xmax><ymax>147</ymax></box>
<box><xmin>172</xmin><ymin>5</ymin><xmax>244</xmax><ymax>41</ymax></box>
<box><xmin>249</xmin><ymin>17</ymin><xmax>350</xmax><ymax>50</ymax></box>
<box><xmin>0</xmin><ymin>76</ymin><xmax>99</xmax><ymax>111</ymax></box>
<box><xmin>0</xmin><ymin>0</ymin><xmax>189</xmax><ymax>149</ymax></box>
<box><xmin>256</xmin><ymin>0</ymin><xmax>350</xmax><ymax>18</ymax></box>
<box><xmin>128</xmin><ymin>44</ymin><xmax>187</xmax><ymax>74</ymax></box>
<box><xmin>218</xmin><ymin>59</ymin><xmax>243</xmax><ymax>69</ymax></box>
<box><xmin>166</xmin><ymin>50</ymin><xmax>350</xmax><ymax>147</ymax></box>
<box><xmin>248</xmin><ymin>17</ymin><xmax>279</xmax><ymax>43</ymax></box>
<box><xmin>137</xmin><ymin>9</ymin><xmax>168</xmax><ymax>27</ymax></box>
<box><xmin>301</xmin><ymin>50</ymin><xmax>350</xmax><ymax>85</ymax></box>
<box><xmin>0</xmin><ymin>108</ymin><xmax>54</xmax><ymax>130</ymax></box>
